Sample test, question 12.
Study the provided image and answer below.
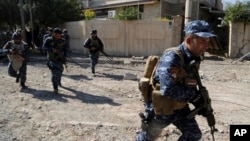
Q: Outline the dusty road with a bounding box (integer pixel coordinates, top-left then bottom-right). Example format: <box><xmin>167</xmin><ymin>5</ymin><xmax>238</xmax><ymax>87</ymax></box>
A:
<box><xmin>0</xmin><ymin>53</ymin><xmax>250</xmax><ymax>141</ymax></box>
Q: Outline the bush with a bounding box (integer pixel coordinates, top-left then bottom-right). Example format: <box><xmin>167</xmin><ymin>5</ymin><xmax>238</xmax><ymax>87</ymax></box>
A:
<box><xmin>115</xmin><ymin>6</ymin><xmax>139</xmax><ymax>20</ymax></box>
<box><xmin>84</xmin><ymin>9</ymin><xmax>95</xmax><ymax>20</ymax></box>
<box><xmin>224</xmin><ymin>1</ymin><xmax>250</xmax><ymax>25</ymax></box>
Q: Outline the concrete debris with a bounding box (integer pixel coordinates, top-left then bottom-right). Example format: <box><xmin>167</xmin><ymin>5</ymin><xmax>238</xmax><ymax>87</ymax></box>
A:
<box><xmin>123</xmin><ymin>73</ymin><xmax>138</xmax><ymax>80</ymax></box>
<box><xmin>132</xmin><ymin>56</ymin><xmax>144</xmax><ymax>60</ymax></box>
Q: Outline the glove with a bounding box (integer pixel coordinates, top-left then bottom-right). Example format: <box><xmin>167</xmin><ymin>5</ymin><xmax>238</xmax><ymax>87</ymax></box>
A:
<box><xmin>197</xmin><ymin>108</ymin><xmax>208</xmax><ymax>117</ymax></box>
<box><xmin>190</xmin><ymin>90</ymin><xmax>204</xmax><ymax>107</ymax></box>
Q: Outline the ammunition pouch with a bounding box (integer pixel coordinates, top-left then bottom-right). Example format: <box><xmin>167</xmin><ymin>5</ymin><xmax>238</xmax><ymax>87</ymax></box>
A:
<box><xmin>8</xmin><ymin>54</ymin><xmax>24</xmax><ymax>71</ymax></box>
<box><xmin>152</xmin><ymin>84</ymin><xmax>188</xmax><ymax>116</ymax></box>
<box><xmin>138</xmin><ymin>77</ymin><xmax>152</xmax><ymax>103</ymax></box>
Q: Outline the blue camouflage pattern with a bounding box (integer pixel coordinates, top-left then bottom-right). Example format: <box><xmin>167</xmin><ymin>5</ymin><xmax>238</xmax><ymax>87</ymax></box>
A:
<box><xmin>48</xmin><ymin>61</ymin><xmax>64</xmax><ymax>90</ymax></box>
<box><xmin>184</xmin><ymin>20</ymin><xmax>216</xmax><ymax>38</ymax></box>
<box><xmin>135</xmin><ymin>44</ymin><xmax>202</xmax><ymax>141</ymax></box>
<box><xmin>153</xmin><ymin>44</ymin><xmax>199</xmax><ymax>102</ymax></box>
<box><xmin>43</xmin><ymin>36</ymin><xmax>66</xmax><ymax>90</ymax></box>
<box><xmin>135</xmin><ymin>106</ymin><xmax>202</xmax><ymax>141</ymax></box>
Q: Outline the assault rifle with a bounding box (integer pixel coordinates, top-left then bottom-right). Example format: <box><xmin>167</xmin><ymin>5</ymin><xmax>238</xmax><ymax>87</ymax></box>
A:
<box><xmin>0</xmin><ymin>48</ymin><xmax>10</xmax><ymax>58</ymax></box>
<box><xmin>0</xmin><ymin>48</ymin><xmax>22</xmax><ymax>60</ymax></box>
<box><xmin>187</xmin><ymin>60</ymin><xmax>217</xmax><ymax>141</ymax></box>
<box><xmin>100</xmin><ymin>50</ymin><xmax>113</xmax><ymax>61</ymax></box>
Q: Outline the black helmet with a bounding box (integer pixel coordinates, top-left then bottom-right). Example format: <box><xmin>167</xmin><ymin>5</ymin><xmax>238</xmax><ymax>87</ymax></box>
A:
<box><xmin>48</xmin><ymin>27</ymin><xmax>53</xmax><ymax>32</ymax></box>
<box><xmin>90</xmin><ymin>29</ymin><xmax>97</xmax><ymax>34</ymax></box>
<box><xmin>12</xmin><ymin>32</ymin><xmax>22</xmax><ymax>40</ymax></box>
<box><xmin>63</xmin><ymin>29</ymin><xmax>68</xmax><ymax>33</ymax></box>
<box><xmin>53</xmin><ymin>27</ymin><xmax>62</xmax><ymax>34</ymax></box>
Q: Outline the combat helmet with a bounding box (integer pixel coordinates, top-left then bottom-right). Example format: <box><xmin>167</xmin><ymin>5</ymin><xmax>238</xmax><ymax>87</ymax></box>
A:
<box><xmin>90</xmin><ymin>29</ymin><xmax>97</xmax><ymax>34</ymax></box>
<box><xmin>12</xmin><ymin>32</ymin><xmax>22</xmax><ymax>40</ymax></box>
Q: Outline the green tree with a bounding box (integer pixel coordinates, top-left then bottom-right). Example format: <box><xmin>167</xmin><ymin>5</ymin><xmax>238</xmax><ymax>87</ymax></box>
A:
<box><xmin>30</xmin><ymin>0</ymin><xmax>83</xmax><ymax>27</ymax></box>
<box><xmin>115</xmin><ymin>6</ymin><xmax>139</xmax><ymax>20</ymax></box>
<box><xmin>0</xmin><ymin>0</ymin><xmax>21</xmax><ymax>31</ymax></box>
<box><xmin>84</xmin><ymin>9</ymin><xmax>95</xmax><ymax>20</ymax></box>
<box><xmin>0</xmin><ymin>0</ymin><xmax>83</xmax><ymax>31</ymax></box>
<box><xmin>224</xmin><ymin>1</ymin><xmax>250</xmax><ymax>25</ymax></box>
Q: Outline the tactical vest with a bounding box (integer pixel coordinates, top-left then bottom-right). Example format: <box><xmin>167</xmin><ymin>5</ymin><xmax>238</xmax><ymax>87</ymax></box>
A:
<box><xmin>139</xmin><ymin>47</ymin><xmax>198</xmax><ymax>116</ymax></box>
<box><xmin>89</xmin><ymin>38</ymin><xmax>101</xmax><ymax>54</ymax></box>
<box><xmin>47</xmin><ymin>37</ymin><xmax>66</xmax><ymax>63</ymax></box>
<box><xmin>91</xmin><ymin>38</ymin><xmax>100</xmax><ymax>48</ymax></box>
<box><xmin>6</xmin><ymin>40</ymin><xmax>26</xmax><ymax>71</ymax></box>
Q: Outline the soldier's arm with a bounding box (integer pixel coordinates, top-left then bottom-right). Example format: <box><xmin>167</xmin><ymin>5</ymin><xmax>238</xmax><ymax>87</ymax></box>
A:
<box><xmin>83</xmin><ymin>38</ymin><xmax>91</xmax><ymax>49</ymax></box>
<box><xmin>157</xmin><ymin>51</ymin><xmax>196</xmax><ymax>103</ymax></box>
<box><xmin>3</xmin><ymin>41</ymin><xmax>15</xmax><ymax>54</ymax></box>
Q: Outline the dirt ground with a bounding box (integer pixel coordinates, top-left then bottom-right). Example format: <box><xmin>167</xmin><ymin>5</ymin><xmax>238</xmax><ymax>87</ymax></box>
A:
<box><xmin>0</xmin><ymin>52</ymin><xmax>250</xmax><ymax>141</ymax></box>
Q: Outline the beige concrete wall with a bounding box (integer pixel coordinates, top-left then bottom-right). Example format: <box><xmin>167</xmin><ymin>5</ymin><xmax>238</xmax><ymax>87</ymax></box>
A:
<box><xmin>229</xmin><ymin>22</ymin><xmax>250</xmax><ymax>58</ymax></box>
<box><xmin>64</xmin><ymin>16</ymin><xmax>183</xmax><ymax>57</ymax></box>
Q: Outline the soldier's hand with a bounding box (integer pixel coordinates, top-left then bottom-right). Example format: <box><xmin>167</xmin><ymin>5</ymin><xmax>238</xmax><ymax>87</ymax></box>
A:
<box><xmin>52</xmin><ymin>48</ymin><xmax>58</xmax><ymax>53</ymax></box>
<box><xmin>190</xmin><ymin>91</ymin><xmax>203</xmax><ymax>107</ymax></box>
<box><xmin>90</xmin><ymin>47</ymin><xmax>97</xmax><ymax>51</ymax></box>
<box><xmin>9</xmin><ymin>49</ymin><xmax>17</xmax><ymax>54</ymax></box>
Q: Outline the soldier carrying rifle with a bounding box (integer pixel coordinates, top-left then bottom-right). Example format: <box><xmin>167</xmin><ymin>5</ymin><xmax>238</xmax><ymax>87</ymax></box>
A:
<box><xmin>2</xmin><ymin>32</ymin><xmax>29</xmax><ymax>89</ymax></box>
<box><xmin>135</xmin><ymin>20</ymin><xmax>217</xmax><ymax>141</ymax></box>
<box><xmin>43</xmin><ymin>28</ymin><xmax>67</xmax><ymax>94</ymax></box>
<box><xmin>83</xmin><ymin>29</ymin><xmax>105</xmax><ymax>77</ymax></box>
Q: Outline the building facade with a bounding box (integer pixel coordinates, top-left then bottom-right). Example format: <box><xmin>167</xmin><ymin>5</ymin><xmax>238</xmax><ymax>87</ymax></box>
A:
<box><xmin>81</xmin><ymin>0</ymin><xmax>224</xmax><ymax>20</ymax></box>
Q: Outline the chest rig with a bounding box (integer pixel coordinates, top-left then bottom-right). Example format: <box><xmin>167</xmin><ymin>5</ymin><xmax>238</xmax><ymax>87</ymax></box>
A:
<box><xmin>139</xmin><ymin>47</ymin><xmax>199</xmax><ymax>116</ymax></box>
<box><xmin>7</xmin><ymin>41</ymin><xmax>26</xmax><ymax>71</ymax></box>
<box><xmin>47</xmin><ymin>38</ymin><xmax>65</xmax><ymax>62</ymax></box>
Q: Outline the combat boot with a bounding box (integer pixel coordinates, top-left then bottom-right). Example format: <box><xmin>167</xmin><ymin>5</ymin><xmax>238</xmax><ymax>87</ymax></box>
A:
<box><xmin>16</xmin><ymin>75</ymin><xmax>19</xmax><ymax>83</ymax></box>
<box><xmin>53</xmin><ymin>89</ymin><xmax>58</xmax><ymax>94</ymax></box>
<box><xmin>59</xmin><ymin>82</ymin><xmax>62</xmax><ymax>87</ymax></box>
<box><xmin>20</xmin><ymin>82</ymin><xmax>27</xmax><ymax>89</ymax></box>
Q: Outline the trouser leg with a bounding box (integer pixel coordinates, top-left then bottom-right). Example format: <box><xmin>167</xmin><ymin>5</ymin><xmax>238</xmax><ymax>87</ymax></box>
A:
<box><xmin>174</xmin><ymin>118</ymin><xmax>202</xmax><ymax>141</ymax></box>
<box><xmin>19</xmin><ymin>62</ymin><xmax>27</xmax><ymax>85</ymax></box>
<box><xmin>8</xmin><ymin>63</ymin><xmax>18</xmax><ymax>78</ymax></box>
<box><xmin>135</xmin><ymin>116</ymin><xmax>171</xmax><ymax>141</ymax></box>
<box><xmin>50</xmin><ymin>63</ymin><xmax>63</xmax><ymax>92</ymax></box>
<box><xmin>90</xmin><ymin>55</ymin><xmax>98</xmax><ymax>74</ymax></box>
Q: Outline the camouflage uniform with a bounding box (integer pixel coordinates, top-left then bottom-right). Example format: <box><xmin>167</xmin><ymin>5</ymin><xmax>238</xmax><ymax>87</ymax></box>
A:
<box><xmin>42</xmin><ymin>27</ymin><xmax>53</xmax><ymax>54</ymax></box>
<box><xmin>135</xmin><ymin>20</ymin><xmax>217</xmax><ymax>141</ymax></box>
<box><xmin>3</xmin><ymin>32</ymin><xmax>29</xmax><ymax>88</ymax></box>
<box><xmin>83</xmin><ymin>29</ymin><xmax>104</xmax><ymax>76</ymax></box>
<box><xmin>43</xmin><ymin>28</ymin><xmax>66</xmax><ymax>93</ymax></box>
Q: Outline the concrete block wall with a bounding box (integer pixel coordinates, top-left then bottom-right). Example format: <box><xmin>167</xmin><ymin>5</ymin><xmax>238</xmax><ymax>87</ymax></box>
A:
<box><xmin>64</xmin><ymin>16</ymin><xmax>183</xmax><ymax>57</ymax></box>
<box><xmin>229</xmin><ymin>21</ymin><xmax>250</xmax><ymax>58</ymax></box>
<box><xmin>143</xmin><ymin>3</ymin><xmax>161</xmax><ymax>20</ymax></box>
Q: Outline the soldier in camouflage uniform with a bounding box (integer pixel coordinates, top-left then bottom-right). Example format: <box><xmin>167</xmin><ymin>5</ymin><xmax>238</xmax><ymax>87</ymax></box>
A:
<box><xmin>83</xmin><ymin>29</ymin><xmax>104</xmax><ymax>77</ymax></box>
<box><xmin>43</xmin><ymin>28</ymin><xmax>67</xmax><ymax>94</ymax></box>
<box><xmin>3</xmin><ymin>32</ymin><xmax>29</xmax><ymax>89</ymax></box>
<box><xmin>135</xmin><ymin>20</ymin><xmax>217</xmax><ymax>141</ymax></box>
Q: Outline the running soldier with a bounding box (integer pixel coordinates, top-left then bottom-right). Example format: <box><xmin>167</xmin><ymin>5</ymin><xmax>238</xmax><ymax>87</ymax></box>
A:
<box><xmin>83</xmin><ymin>29</ymin><xmax>104</xmax><ymax>77</ymax></box>
<box><xmin>43</xmin><ymin>28</ymin><xmax>67</xmax><ymax>94</ymax></box>
<box><xmin>3</xmin><ymin>32</ymin><xmax>29</xmax><ymax>89</ymax></box>
<box><xmin>135</xmin><ymin>20</ymin><xmax>217</xmax><ymax>141</ymax></box>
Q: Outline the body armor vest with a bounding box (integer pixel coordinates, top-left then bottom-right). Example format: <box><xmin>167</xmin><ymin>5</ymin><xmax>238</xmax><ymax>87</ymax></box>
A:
<box><xmin>139</xmin><ymin>47</ymin><xmax>199</xmax><ymax>115</ymax></box>
<box><xmin>7</xmin><ymin>41</ymin><xmax>26</xmax><ymax>71</ymax></box>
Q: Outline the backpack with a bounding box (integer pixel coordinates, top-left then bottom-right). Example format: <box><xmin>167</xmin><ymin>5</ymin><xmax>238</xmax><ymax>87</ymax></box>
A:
<box><xmin>138</xmin><ymin>47</ymin><xmax>184</xmax><ymax>104</ymax></box>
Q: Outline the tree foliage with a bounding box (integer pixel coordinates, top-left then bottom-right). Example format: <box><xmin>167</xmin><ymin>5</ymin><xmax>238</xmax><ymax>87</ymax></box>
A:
<box><xmin>84</xmin><ymin>9</ymin><xmax>95</xmax><ymax>20</ymax></box>
<box><xmin>224</xmin><ymin>1</ymin><xmax>250</xmax><ymax>25</ymax></box>
<box><xmin>31</xmin><ymin>0</ymin><xmax>83</xmax><ymax>27</ymax></box>
<box><xmin>0</xmin><ymin>0</ymin><xmax>83</xmax><ymax>32</ymax></box>
<box><xmin>0</xmin><ymin>0</ymin><xmax>20</xmax><ymax>31</ymax></box>
<box><xmin>115</xmin><ymin>6</ymin><xmax>139</xmax><ymax>20</ymax></box>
